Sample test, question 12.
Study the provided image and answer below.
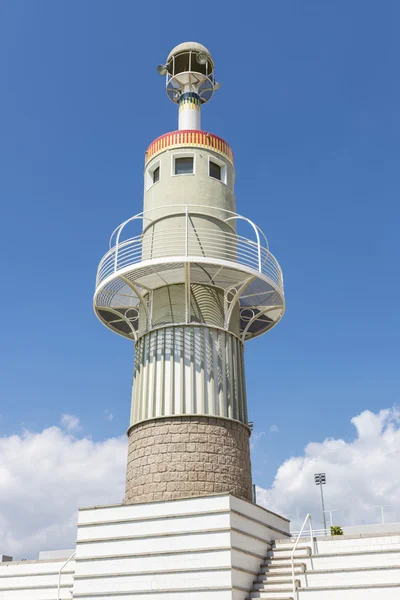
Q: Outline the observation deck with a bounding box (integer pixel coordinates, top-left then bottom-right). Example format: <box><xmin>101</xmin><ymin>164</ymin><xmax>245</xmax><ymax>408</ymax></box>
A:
<box><xmin>94</xmin><ymin>205</ymin><xmax>285</xmax><ymax>342</ymax></box>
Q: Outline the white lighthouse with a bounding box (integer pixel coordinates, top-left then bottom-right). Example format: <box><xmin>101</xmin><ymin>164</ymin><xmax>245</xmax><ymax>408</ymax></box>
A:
<box><xmin>2</xmin><ymin>42</ymin><xmax>398</xmax><ymax>600</ymax></box>
<box><xmin>94</xmin><ymin>42</ymin><xmax>285</xmax><ymax>505</ymax></box>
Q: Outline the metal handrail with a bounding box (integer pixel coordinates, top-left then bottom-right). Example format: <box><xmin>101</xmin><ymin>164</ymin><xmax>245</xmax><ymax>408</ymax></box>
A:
<box><xmin>291</xmin><ymin>527</ymin><xmax>327</xmax><ymax>538</ymax></box>
<box><xmin>291</xmin><ymin>513</ymin><xmax>313</xmax><ymax>600</ymax></box>
<box><xmin>96</xmin><ymin>218</ymin><xmax>283</xmax><ymax>291</ymax></box>
<box><xmin>107</xmin><ymin>204</ymin><xmax>270</xmax><ymax>258</ymax></box>
<box><xmin>57</xmin><ymin>550</ymin><xmax>76</xmax><ymax>600</ymax></box>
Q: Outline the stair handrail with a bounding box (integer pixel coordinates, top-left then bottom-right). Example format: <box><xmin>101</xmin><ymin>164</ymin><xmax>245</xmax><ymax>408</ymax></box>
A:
<box><xmin>291</xmin><ymin>513</ymin><xmax>313</xmax><ymax>599</ymax></box>
<box><xmin>57</xmin><ymin>550</ymin><xmax>76</xmax><ymax>600</ymax></box>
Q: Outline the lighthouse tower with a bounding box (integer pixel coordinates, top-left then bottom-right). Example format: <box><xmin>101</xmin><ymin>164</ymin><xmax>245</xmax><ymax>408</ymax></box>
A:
<box><xmin>94</xmin><ymin>42</ymin><xmax>285</xmax><ymax>505</ymax></box>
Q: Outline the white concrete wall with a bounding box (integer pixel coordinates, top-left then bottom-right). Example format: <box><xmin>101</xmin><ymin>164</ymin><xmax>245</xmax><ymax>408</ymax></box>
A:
<box><xmin>298</xmin><ymin>588</ymin><xmax>400</xmax><ymax>600</ymax></box>
<box><xmin>0</xmin><ymin>494</ymin><xmax>290</xmax><ymax>600</ymax></box>
<box><xmin>274</xmin><ymin>549</ymin><xmax>400</xmax><ymax>571</ymax></box>
<box><xmin>73</xmin><ymin>494</ymin><xmax>289</xmax><ymax>600</ymax></box>
<box><xmin>342</xmin><ymin>523</ymin><xmax>400</xmax><ymax>536</ymax></box>
<box><xmin>313</xmin><ymin>533</ymin><xmax>400</xmax><ymax>555</ymax></box>
<box><xmin>0</xmin><ymin>558</ymin><xmax>74</xmax><ymax>600</ymax></box>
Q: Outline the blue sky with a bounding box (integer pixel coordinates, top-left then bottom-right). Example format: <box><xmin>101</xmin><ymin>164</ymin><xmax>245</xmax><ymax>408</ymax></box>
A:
<box><xmin>0</xmin><ymin>0</ymin><xmax>399</xmax><ymax>497</ymax></box>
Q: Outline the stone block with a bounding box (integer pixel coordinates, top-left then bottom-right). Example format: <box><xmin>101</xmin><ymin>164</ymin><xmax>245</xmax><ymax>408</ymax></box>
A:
<box><xmin>124</xmin><ymin>416</ymin><xmax>252</xmax><ymax>504</ymax></box>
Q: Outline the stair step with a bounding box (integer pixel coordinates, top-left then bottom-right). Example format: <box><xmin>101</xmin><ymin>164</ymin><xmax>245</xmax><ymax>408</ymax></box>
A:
<box><xmin>268</xmin><ymin>548</ymin><xmax>311</xmax><ymax>559</ymax></box>
<box><xmin>247</xmin><ymin>592</ymin><xmax>294</xmax><ymax>598</ymax></box>
<box><xmin>257</xmin><ymin>573</ymin><xmax>302</xmax><ymax>582</ymax></box>
<box><xmin>260</xmin><ymin>563</ymin><xmax>306</xmax><ymax>574</ymax></box>
<box><xmin>247</xmin><ymin>597</ymin><xmax>294</xmax><ymax>600</ymax></box>
<box><xmin>271</xmin><ymin>544</ymin><xmax>310</xmax><ymax>552</ymax></box>
<box><xmin>263</xmin><ymin>554</ymin><xmax>310</xmax><ymax>565</ymax></box>
<box><xmin>254</xmin><ymin>580</ymin><xmax>300</xmax><ymax>591</ymax></box>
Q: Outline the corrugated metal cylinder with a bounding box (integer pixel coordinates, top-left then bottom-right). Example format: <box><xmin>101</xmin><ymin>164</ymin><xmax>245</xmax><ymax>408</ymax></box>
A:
<box><xmin>130</xmin><ymin>325</ymin><xmax>246</xmax><ymax>426</ymax></box>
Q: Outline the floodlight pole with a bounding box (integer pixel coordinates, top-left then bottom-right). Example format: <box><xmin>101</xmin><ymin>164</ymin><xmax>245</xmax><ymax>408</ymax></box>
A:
<box><xmin>324</xmin><ymin>509</ymin><xmax>338</xmax><ymax>528</ymax></box>
<box><xmin>375</xmin><ymin>504</ymin><xmax>390</xmax><ymax>524</ymax></box>
<box><xmin>319</xmin><ymin>482</ymin><xmax>327</xmax><ymax>533</ymax></box>
<box><xmin>315</xmin><ymin>473</ymin><xmax>327</xmax><ymax>534</ymax></box>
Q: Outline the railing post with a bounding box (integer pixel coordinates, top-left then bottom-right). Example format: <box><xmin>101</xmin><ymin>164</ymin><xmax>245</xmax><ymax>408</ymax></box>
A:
<box><xmin>114</xmin><ymin>229</ymin><xmax>120</xmax><ymax>273</ymax></box>
<box><xmin>223</xmin><ymin>215</ymin><xmax>262</xmax><ymax>272</ymax></box>
<box><xmin>185</xmin><ymin>205</ymin><xmax>189</xmax><ymax>256</ymax></box>
<box><xmin>310</xmin><ymin>514</ymin><xmax>314</xmax><ymax>554</ymax></box>
<box><xmin>57</xmin><ymin>550</ymin><xmax>76</xmax><ymax>600</ymax></box>
<box><xmin>291</xmin><ymin>513</ymin><xmax>312</xmax><ymax>600</ymax></box>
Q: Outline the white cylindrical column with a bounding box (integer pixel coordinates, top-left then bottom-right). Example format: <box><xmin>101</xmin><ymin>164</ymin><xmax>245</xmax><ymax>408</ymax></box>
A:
<box><xmin>178</xmin><ymin>91</ymin><xmax>201</xmax><ymax>130</ymax></box>
<box><xmin>130</xmin><ymin>325</ymin><xmax>247</xmax><ymax>426</ymax></box>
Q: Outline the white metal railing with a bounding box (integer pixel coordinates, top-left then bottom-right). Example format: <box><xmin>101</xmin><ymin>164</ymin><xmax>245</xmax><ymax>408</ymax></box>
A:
<box><xmin>291</xmin><ymin>527</ymin><xmax>327</xmax><ymax>538</ymax></box>
<box><xmin>291</xmin><ymin>514</ymin><xmax>314</xmax><ymax>599</ymax></box>
<box><xmin>57</xmin><ymin>550</ymin><xmax>76</xmax><ymax>600</ymax></box>
<box><xmin>96</xmin><ymin>205</ymin><xmax>283</xmax><ymax>292</ymax></box>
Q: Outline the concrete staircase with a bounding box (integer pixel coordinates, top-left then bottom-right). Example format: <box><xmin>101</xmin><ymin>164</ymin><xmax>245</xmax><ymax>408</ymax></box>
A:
<box><xmin>246</xmin><ymin>542</ymin><xmax>310</xmax><ymax>599</ymax></box>
<box><xmin>246</xmin><ymin>532</ymin><xmax>400</xmax><ymax>599</ymax></box>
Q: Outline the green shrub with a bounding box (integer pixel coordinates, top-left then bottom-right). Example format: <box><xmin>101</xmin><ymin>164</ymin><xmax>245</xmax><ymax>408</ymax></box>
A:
<box><xmin>330</xmin><ymin>525</ymin><xmax>344</xmax><ymax>536</ymax></box>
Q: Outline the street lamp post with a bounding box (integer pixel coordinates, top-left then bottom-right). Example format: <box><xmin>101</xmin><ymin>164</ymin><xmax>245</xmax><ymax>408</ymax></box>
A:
<box><xmin>324</xmin><ymin>509</ymin><xmax>338</xmax><ymax>528</ymax></box>
<box><xmin>374</xmin><ymin>505</ymin><xmax>390</xmax><ymax>524</ymax></box>
<box><xmin>314</xmin><ymin>473</ymin><xmax>327</xmax><ymax>534</ymax></box>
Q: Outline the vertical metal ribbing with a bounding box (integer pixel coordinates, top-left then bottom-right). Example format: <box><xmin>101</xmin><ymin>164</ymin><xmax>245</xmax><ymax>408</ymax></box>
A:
<box><xmin>138</xmin><ymin>339</ymin><xmax>144</xmax><ymax>422</ymax></box>
<box><xmin>155</xmin><ymin>329</ymin><xmax>164</xmax><ymax>417</ymax></box>
<box><xmin>227</xmin><ymin>334</ymin><xmax>234</xmax><ymax>419</ymax></box>
<box><xmin>147</xmin><ymin>332</ymin><xmax>155</xmax><ymax>419</ymax></box>
<box><xmin>217</xmin><ymin>332</ymin><xmax>224</xmax><ymax>417</ymax></box>
<box><xmin>198</xmin><ymin>327</ymin><xmax>205</xmax><ymax>414</ymax></box>
<box><xmin>132</xmin><ymin>345</ymin><xmax>139</xmax><ymax>424</ymax></box>
<box><xmin>225</xmin><ymin>332</ymin><xmax>230</xmax><ymax>418</ymax></box>
<box><xmin>168</xmin><ymin>327</ymin><xmax>174</xmax><ymax>415</ymax></box>
<box><xmin>240</xmin><ymin>342</ymin><xmax>248</xmax><ymax>425</ymax></box>
<box><xmin>142</xmin><ymin>334</ymin><xmax>150</xmax><ymax>422</ymax></box>
<box><xmin>180</xmin><ymin>327</ymin><xmax>185</xmax><ymax>414</ymax></box>
<box><xmin>173</xmin><ymin>327</ymin><xmax>180</xmax><ymax>414</ymax></box>
<box><xmin>188</xmin><ymin>327</ymin><xmax>195</xmax><ymax>414</ymax></box>
<box><xmin>160</xmin><ymin>328</ymin><xmax>166</xmax><ymax>417</ymax></box>
<box><xmin>212</xmin><ymin>329</ymin><xmax>219</xmax><ymax>416</ymax></box>
<box><xmin>151</xmin><ymin>332</ymin><xmax>158</xmax><ymax>418</ymax></box>
<box><xmin>203</xmin><ymin>328</ymin><xmax>209</xmax><ymax>414</ymax></box>
<box><xmin>130</xmin><ymin>326</ymin><xmax>248</xmax><ymax>426</ymax></box>
<box><xmin>206</xmin><ymin>328</ymin><xmax>214</xmax><ymax>415</ymax></box>
<box><xmin>233</xmin><ymin>338</ymin><xmax>241</xmax><ymax>422</ymax></box>
<box><xmin>221</xmin><ymin>330</ymin><xmax>227</xmax><ymax>418</ymax></box>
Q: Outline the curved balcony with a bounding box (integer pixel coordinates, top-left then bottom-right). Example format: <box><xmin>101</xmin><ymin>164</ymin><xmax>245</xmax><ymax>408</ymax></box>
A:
<box><xmin>94</xmin><ymin>205</ymin><xmax>285</xmax><ymax>342</ymax></box>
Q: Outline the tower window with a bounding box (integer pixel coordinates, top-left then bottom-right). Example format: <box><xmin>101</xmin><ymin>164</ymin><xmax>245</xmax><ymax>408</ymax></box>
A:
<box><xmin>174</xmin><ymin>156</ymin><xmax>194</xmax><ymax>175</ymax></box>
<box><xmin>209</xmin><ymin>161</ymin><xmax>221</xmax><ymax>180</ymax></box>
<box><xmin>146</xmin><ymin>160</ymin><xmax>161</xmax><ymax>190</ymax></box>
<box><xmin>208</xmin><ymin>156</ymin><xmax>227</xmax><ymax>185</ymax></box>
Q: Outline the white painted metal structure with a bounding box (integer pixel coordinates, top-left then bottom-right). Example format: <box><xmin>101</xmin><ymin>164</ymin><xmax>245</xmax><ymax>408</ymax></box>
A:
<box><xmin>94</xmin><ymin>204</ymin><xmax>284</xmax><ymax>426</ymax></box>
<box><xmin>159</xmin><ymin>42</ymin><xmax>219</xmax><ymax>130</ymax></box>
<box><xmin>291</xmin><ymin>514</ymin><xmax>314</xmax><ymax>599</ymax></box>
<box><xmin>95</xmin><ymin>205</ymin><xmax>284</xmax><ymax>343</ymax></box>
<box><xmin>94</xmin><ymin>42</ymin><xmax>285</xmax><ymax>433</ymax></box>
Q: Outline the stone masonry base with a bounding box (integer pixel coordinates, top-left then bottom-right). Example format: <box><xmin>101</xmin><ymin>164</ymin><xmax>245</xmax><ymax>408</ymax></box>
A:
<box><xmin>124</xmin><ymin>416</ymin><xmax>252</xmax><ymax>504</ymax></box>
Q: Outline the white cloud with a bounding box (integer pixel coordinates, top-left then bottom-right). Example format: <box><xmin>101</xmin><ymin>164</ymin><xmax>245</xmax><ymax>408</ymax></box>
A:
<box><xmin>2</xmin><ymin>407</ymin><xmax>400</xmax><ymax>560</ymax></box>
<box><xmin>60</xmin><ymin>414</ymin><xmax>81</xmax><ymax>433</ymax></box>
<box><xmin>269</xmin><ymin>424</ymin><xmax>279</xmax><ymax>433</ymax></box>
<box><xmin>256</xmin><ymin>407</ymin><xmax>400</xmax><ymax>530</ymax></box>
<box><xmin>0</xmin><ymin>424</ymin><xmax>127</xmax><ymax>559</ymax></box>
<box><xmin>104</xmin><ymin>410</ymin><xmax>114</xmax><ymax>422</ymax></box>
